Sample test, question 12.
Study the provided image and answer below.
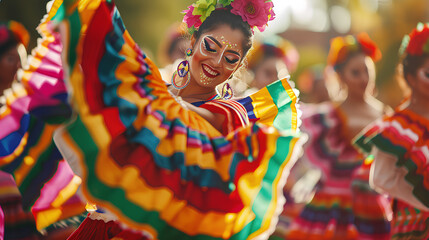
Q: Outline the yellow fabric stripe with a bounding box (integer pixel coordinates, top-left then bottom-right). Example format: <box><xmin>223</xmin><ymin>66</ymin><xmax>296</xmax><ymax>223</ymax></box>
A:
<box><xmin>0</xmin><ymin>185</ymin><xmax>21</xmax><ymax>195</ymax></box>
<box><xmin>250</xmin><ymin>87</ymin><xmax>277</xmax><ymax>125</ymax></box>
<box><xmin>282</xmin><ymin>79</ymin><xmax>298</xmax><ymax>131</ymax></box>
<box><xmin>35</xmin><ymin>175</ymin><xmax>83</xmax><ymax>230</ymax></box>
<box><xmin>249</xmin><ymin>137</ymin><xmax>299</xmax><ymax>238</ymax></box>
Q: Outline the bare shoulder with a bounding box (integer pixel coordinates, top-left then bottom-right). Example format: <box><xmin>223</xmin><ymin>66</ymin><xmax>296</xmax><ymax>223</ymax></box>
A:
<box><xmin>340</xmin><ymin>98</ymin><xmax>387</xmax><ymax>138</ymax></box>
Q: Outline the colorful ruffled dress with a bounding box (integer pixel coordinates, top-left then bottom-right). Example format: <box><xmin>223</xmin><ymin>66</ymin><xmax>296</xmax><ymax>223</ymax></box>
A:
<box><xmin>66</xmin><ymin>94</ymin><xmax>251</xmax><ymax>239</ymax></box>
<box><xmin>287</xmin><ymin>103</ymin><xmax>391</xmax><ymax>240</ymax></box>
<box><xmin>41</xmin><ymin>0</ymin><xmax>303</xmax><ymax>239</ymax></box>
<box><xmin>355</xmin><ymin>108</ymin><xmax>429</xmax><ymax>240</ymax></box>
<box><xmin>0</xmin><ymin>12</ymin><xmax>85</xmax><ymax>234</ymax></box>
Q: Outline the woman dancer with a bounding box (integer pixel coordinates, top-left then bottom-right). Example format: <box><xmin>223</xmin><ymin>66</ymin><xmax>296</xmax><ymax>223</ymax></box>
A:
<box><xmin>355</xmin><ymin>23</ymin><xmax>429</xmax><ymax>240</ymax></box>
<box><xmin>39</xmin><ymin>0</ymin><xmax>302</xmax><ymax>239</ymax></box>
<box><xmin>0</xmin><ymin>20</ymin><xmax>42</xmax><ymax>239</ymax></box>
<box><xmin>0</xmin><ymin>19</ymin><xmax>85</xmax><ymax>238</ymax></box>
<box><xmin>287</xmin><ymin>33</ymin><xmax>391</xmax><ymax>239</ymax></box>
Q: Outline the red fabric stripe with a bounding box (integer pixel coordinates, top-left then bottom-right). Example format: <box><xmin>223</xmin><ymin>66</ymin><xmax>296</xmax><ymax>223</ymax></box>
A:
<box><xmin>110</xmin><ymin>134</ymin><xmax>244</xmax><ymax>213</ymax></box>
<box><xmin>81</xmin><ymin>2</ymin><xmax>125</xmax><ymax>137</ymax></box>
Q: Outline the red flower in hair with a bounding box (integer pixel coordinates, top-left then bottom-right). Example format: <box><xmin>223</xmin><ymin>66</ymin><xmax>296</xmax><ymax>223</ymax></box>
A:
<box><xmin>406</xmin><ymin>24</ymin><xmax>429</xmax><ymax>56</ymax></box>
<box><xmin>357</xmin><ymin>32</ymin><xmax>382</xmax><ymax>62</ymax></box>
<box><xmin>328</xmin><ymin>33</ymin><xmax>381</xmax><ymax>68</ymax></box>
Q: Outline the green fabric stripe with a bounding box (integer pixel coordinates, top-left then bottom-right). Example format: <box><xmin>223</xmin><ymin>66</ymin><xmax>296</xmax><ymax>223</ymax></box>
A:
<box><xmin>370</xmin><ymin>135</ymin><xmax>407</xmax><ymax>166</ymax></box>
<box><xmin>49</xmin><ymin>2</ymin><xmax>81</xmax><ymax>72</ymax></box>
<box><xmin>266</xmin><ymin>81</ymin><xmax>294</xmax><ymax>131</ymax></box>
<box><xmin>17</xmin><ymin>118</ymin><xmax>44</xmax><ymax>194</ymax></box>
<box><xmin>67</xmin><ymin>10</ymin><xmax>81</xmax><ymax>71</ymax></box>
<box><xmin>268</xmin><ymin>236</ymin><xmax>284</xmax><ymax>240</ymax></box>
<box><xmin>230</xmin><ymin>133</ymin><xmax>297</xmax><ymax>239</ymax></box>
<box><xmin>403</xmin><ymin>159</ymin><xmax>429</xmax><ymax>206</ymax></box>
<box><xmin>391</xmin><ymin>217</ymin><xmax>429</xmax><ymax>239</ymax></box>
<box><xmin>19</xmin><ymin>142</ymin><xmax>57</xmax><ymax>204</ymax></box>
<box><xmin>362</xmin><ymin>132</ymin><xmax>429</xmax><ymax>208</ymax></box>
<box><xmin>354</xmin><ymin>135</ymin><xmax>372</xmax><ymax>153</ymax></box>
<box><xmin>50</xmin><ymin>3</ymin><xmax>65</xmax><ymax>23</ymax></box>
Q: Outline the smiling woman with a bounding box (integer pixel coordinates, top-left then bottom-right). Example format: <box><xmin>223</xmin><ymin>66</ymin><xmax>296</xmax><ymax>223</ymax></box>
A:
<box><xmin>16</xmin><ymin>0</ymin><xmax>304</xmax><ymax>239</ymax></box>
<box><xmin>170</xmin><ymin>7</ymin><xmax>255</xmax><ymax>134</ymax></box>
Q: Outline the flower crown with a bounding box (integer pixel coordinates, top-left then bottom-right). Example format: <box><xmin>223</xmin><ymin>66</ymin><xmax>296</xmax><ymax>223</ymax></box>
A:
<box><xmin>400</xmin><ymin>22</ymin><xmax>429</xmax><ymax>56</ymax></box>
<box><xmin>0</xmin><ymin>21</ymin><xmax>30</xmax><ymax>48</ymax></box>
<box><xmin>327</xmin><ymin>32</ymin><xmax>381</xmax><ymax>69</ymax></box>
<box><xmin>183</xmin><ymin>0</ymin><xmax>275</xmax><ymax>34</ymax></box>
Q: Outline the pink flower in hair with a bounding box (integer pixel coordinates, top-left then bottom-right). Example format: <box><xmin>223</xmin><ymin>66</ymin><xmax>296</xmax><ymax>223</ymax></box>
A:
<box><xmin>182</xmin><ymin>5</ymin><xmax>202</xmax><ymax>30</ymax></box>
<box><xmin>231</xmin><ymin>0</ymin><xmax>276</xmax><ymax>32</ymax></box>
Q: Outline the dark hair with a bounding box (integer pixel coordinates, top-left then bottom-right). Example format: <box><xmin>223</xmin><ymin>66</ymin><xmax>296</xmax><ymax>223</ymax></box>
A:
<box><xmin>395</xmin><ymin>53</ymin><xmax>429</xmax><ymax>96</ymax></box>
<box><xmin>402</xmin><ymin>53</ymin><xmax>429</xmax><ymax>79</ymax></box>
<box><xmin>193</xmin><ymin>8</ymin><xmax>253</xmax><ymax>56</ymax></box>
<box><xmin>334</xmin><ymin>51</ymin><xmax>363</xmax><ymax>73</ymax></box>
<box><xmin>0</xmin><ymin>29</ymin><xmax>19</xmax><ymax>57</ymax></box>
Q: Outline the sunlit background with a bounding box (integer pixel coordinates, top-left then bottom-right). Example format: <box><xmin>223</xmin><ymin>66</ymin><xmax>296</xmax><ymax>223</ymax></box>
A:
<box><xmin>1</xmin><ymin>0</ymin><xmax>428</xmax><ymax>106</ymax></box>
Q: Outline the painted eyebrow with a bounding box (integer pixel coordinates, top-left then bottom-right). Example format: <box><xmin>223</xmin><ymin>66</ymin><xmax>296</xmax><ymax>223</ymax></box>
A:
<box><xmin>207</xmin><ymin>36</ymin><xmax>222</xmax><ymax>48</ymax></box>
<box><xmin>227</xmin><ymin>49</ymin><xmax>241</xmax><ymax>57</ymax></box>
<box><xmin>207</xmin><ymin>36</ymin><xmax>241</xmax><ymax>57</ymax></box>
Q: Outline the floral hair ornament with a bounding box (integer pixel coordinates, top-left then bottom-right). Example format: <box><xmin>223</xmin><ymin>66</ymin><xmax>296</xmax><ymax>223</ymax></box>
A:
<box><xmin>327</xmin><ymin>32</ymin><xmax>381</xmax><ymax>69</ymax></box>
<box><xmin>399</xmin><ymin>22</ymin><xmax>429</xmax><ymax>56</ymax></box>
<box><xmin>0</xmin><ymin>21</ymin><xmax>30</xmax><ymax>48</ymax></box>
<box><xmin>183</xmin><ymin>0</ymin><xmax>276</xmax><ymax>34</ymax></box>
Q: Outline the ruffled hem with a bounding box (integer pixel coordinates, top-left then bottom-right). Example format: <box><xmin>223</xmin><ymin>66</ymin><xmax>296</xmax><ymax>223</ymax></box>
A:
<box><xmin>0</xmin><ymin>7</ymin><xmax>83</xmax><ymax>231</ymax></box>
<box><xmin>354</xmin><ymin>109</ymin><xmax>429</xmax><ymax>208</ymax></box>
<box><xmin>50</xmin><ymin>0</ymin><xmax>303</xmax><ymax>239</ymax></box>
<box><xmin>299</xmin><ymin>103</ymin><xmax>363</xmax><ymax>179</ymax></box>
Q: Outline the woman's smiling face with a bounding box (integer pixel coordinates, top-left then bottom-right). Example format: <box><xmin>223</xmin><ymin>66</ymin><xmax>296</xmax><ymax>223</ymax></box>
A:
<box><xmin>189</xmin><ymin>24</ymin><xmax>244</xmax><ymax>88</ymax></box>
